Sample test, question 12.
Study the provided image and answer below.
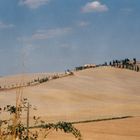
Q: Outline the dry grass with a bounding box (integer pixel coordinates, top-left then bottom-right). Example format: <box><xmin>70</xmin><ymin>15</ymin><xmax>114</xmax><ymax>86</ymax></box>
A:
<box><xmin>0</xmin><ymin>66</ymin><xmax>140</xmax><ymax>139</ymax></box>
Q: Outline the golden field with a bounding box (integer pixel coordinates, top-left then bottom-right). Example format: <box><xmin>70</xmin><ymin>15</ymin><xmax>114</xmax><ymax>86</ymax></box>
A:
<box><xmin>0</xmin><ymin>66</ymin><xmax>140</xmax><ymax>139</ymax></box>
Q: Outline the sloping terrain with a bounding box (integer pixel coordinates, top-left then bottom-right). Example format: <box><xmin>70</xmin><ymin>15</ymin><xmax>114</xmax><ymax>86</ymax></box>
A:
<box><xmin>1</xmin><ymin>66</ymin><xmax>140</xmax><ymax>121</ymax></box>
<box><xmin>0</xmin><ymin>66</ymin><xmax>140</xmax><ymax>139</ymax></box>
<box><xmin>46</xmin><ymin>117</ymin><xmax>140</xmax><ymax>140</ymax></box>
<box><xmin>0</xmin><ymin>72</ymin><xmax>57</xmax><ymax>88</ymax></box>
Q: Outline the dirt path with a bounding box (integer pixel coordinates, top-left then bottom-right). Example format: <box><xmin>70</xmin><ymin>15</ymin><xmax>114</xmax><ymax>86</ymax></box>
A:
<box><xmin>46</xmin><ymin>117</ymin><xmax>140</xmax><ymax>140</ymax></box>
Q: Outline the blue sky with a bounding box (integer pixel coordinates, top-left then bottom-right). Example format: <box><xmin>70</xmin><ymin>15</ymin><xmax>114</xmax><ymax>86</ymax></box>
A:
<box><xmin>0</xmin><ymin>0</ymin><xmax>140</xmax><ymax>75</ymax></box>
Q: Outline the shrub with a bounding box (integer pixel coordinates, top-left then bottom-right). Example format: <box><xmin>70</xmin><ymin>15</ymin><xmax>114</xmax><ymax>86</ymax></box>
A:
<box><xmin>0</xmin><ymin>98</ymin><xmax>82</xmax><ymax>140</ymax></box>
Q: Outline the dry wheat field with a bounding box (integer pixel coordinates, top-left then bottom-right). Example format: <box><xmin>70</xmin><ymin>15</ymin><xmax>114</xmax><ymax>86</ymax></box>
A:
<box><xmin>0</xmin><ymin>66</ymin><xmax>140</xmax><ymax>139</ymax></box>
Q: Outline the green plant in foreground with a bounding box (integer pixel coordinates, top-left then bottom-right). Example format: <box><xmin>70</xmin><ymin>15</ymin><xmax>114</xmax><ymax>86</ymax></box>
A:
<box><xmin>0</xmin><ymin>98</ymin><xmax>82</xmax><ymax>140</ymax></box>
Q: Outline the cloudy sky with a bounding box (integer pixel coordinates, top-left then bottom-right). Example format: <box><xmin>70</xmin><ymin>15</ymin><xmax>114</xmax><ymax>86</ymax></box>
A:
<box><xmin>0</xmin><ymin>0</ymin><xmax>140</xmax><ymax>75</ymax></box>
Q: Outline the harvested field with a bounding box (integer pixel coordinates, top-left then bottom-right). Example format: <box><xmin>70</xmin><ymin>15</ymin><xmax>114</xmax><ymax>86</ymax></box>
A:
<box><xmin>0</xmin><ymin>66</ymin><xmax>140</xmax><ymax>139</ymax></box>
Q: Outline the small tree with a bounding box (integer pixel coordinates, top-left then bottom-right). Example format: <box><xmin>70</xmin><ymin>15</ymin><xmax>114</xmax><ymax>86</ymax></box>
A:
<box><xmin>137</xmin><ymin>66</ymin><xmax>139</xmax><ymax>72</ymax></box>
<box><xmin>133</xmin><ymin>58</ymin><xmax>136</xmax><ymax>65</ymax></box>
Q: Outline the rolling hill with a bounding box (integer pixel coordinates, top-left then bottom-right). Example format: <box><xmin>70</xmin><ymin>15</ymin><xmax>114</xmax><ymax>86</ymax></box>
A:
<box><xmin>0</xmin><ymin>66</ymin><xmax>140</xmax><ymax>139</ymax></box>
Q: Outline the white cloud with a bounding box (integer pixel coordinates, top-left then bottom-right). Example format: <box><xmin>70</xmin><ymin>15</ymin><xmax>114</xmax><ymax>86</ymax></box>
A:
<box><xmin>60</xmin><ymin>44</ymin><xmax>77</xmax><ymax>50</ymax></box>
<box><xmin>19</xmin><ymin>0</ymin><xmax>49</xmax><ymax>9</ymax></box>
<box><xmin>31</xmin><ymin>27</ymin><xmax>72</xmax><ymax>40</ymax></box>
<box><xmin>78</xmin><ymin>21</ymin><xmax>90</xmax><ymax>27</ymax></box>
<box><xmin>0</xmin><ymin>21</ymin><xmax>14</xmax><ymax>29</ymax></box>
<box><xmin>120</xmin><ymin>8</ymin><xmax>133</xmax><ymax>13</ymax></box>
<box><xmin>18</xmin><ymin>27</ymin><xmax>72</xmax><ymax>43</ymax></box>
<box><xmin>82</xmin><ymin>1</ymin><xmax>108</xmax><ymax>13</ymax></box>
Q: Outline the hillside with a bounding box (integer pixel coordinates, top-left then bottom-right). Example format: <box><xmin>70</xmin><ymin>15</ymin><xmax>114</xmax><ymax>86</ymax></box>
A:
<box><xmin>1</xmin><ymin>66</ymin><xmax>140</xmax><ymax>122</ymax></box>
<box><xmin>1</xmin><ymin>66</ymin><xmax>140</xmax><ymax>139</ymax></box>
